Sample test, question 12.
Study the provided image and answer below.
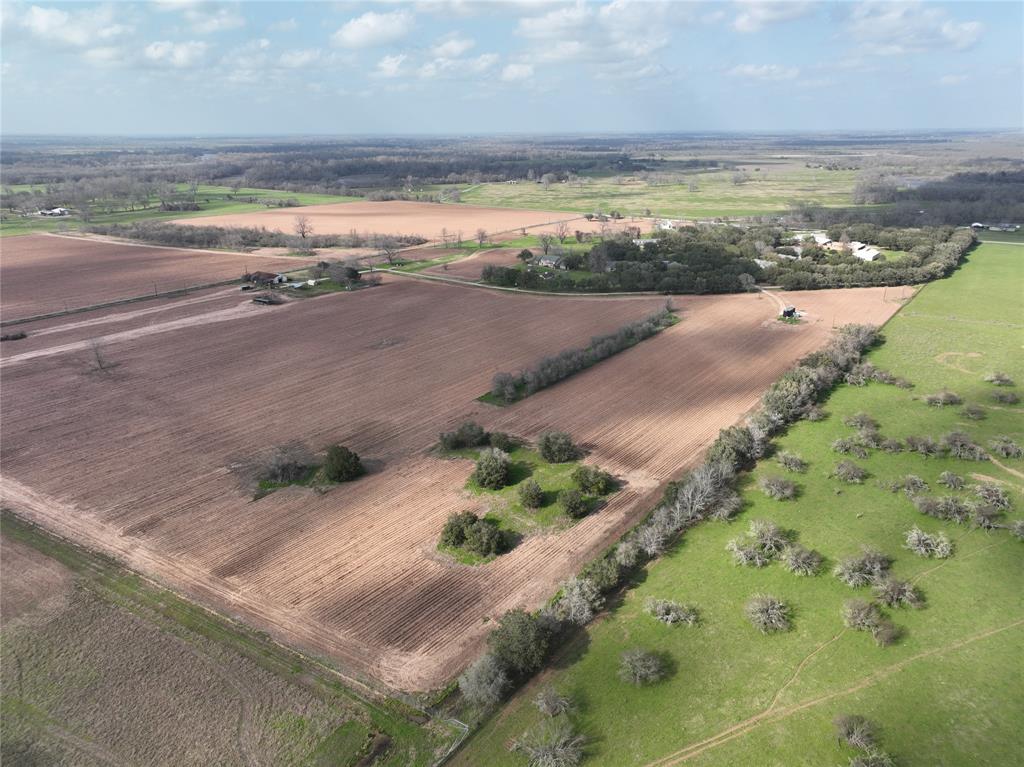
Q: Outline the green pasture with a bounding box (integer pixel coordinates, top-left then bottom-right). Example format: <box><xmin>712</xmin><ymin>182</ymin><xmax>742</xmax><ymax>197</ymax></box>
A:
<box><xmin>456</xmin><ymin>167</ymin><xmax>858</xmax><ymax>219</ymax></box>
<box><xmin>452</xmin><ymin>242</ymin><xmax>1024</xmax><ymax>767</ymax></box>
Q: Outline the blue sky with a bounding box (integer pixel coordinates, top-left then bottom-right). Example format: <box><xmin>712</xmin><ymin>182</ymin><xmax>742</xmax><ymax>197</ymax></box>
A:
<box><xmin>1</xmin><ymin>1</ymin><xmax>1021</xmax><ymax>135</ymax></box>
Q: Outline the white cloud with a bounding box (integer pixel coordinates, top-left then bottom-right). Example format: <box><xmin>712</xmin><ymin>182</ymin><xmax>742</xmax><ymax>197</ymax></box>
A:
<box><xmin>376</xmin><ymin>53</ymin><xmax>407</xmax><ymax>77</ymax></box>
<box><xmin>419</xmin><ymin>52</ymin><xmax>498</xmax><ymax>79</ymax></box>
<box><xmin>501</xmin><ymin>62</ymin><xmax>533</xmax><ymax>82</ymax></box>
<box><xmin>733</xmin><ymin>1</ymin><xmax>814</xmax><ymax>33</ymax></box>
<box><xmin>269</xmin><ymin>17</ymin><xmax>298</xmax><ymax>32</ymax></box>
<box><xmin>517</xmin><ymin>2</ymin><xmax>590</xmax><ymax>39</ymax></box>
<box><xmin>938</xmin><ymin>73</ymin><xmax>968</xmax><ymax>86</ymax></box>
<box><xmin>728</xmin><ymin>63</ymin><xmax>800</xmax><ymax>81</ymax></box>
<box><xmin>83</xmin><ymin>46</ymin><xmax>124</xmax><ymax>66</ymax></box>
<box><xmin>154</xmin><ymin>1</ymin><xmax>245</xmax><ymax>34</ymax></box>
<box><xmin>846</xmin><ymin>2</ymin><xmax>983</xmax><ymax>56</ymax></box>
<box><xmin>332</xmin><ymin>10</ymin><xmax>413</xmax><ymax>48</ymax></box>
<box><xmin>279</xmin><ymin>49</ymin><xmax>321</xmax><ymax>68</ymax></box>
<box><xmin>432</xmin><ymin>35</ymin><xmax>475</xmax><ymax>58</ymax></box>
<box><xmin>17</xmin><ymin>4</ymin><xmax>132</xmax><ymax>47</ymax></box>
<box><xmin>143</xmin><ymin>39</ymin><xmax>208</xmax><ymax>68</ymax></box>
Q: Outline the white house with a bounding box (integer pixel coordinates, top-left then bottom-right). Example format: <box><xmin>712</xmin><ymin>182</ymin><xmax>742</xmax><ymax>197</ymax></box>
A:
<box><xmin>39</xmin><ymin>207</ymin><xmax>71</xmax><ymax>217</ymax></box>
<box><xmin>658</xmin><ymin>219</ymin><xmax>679</xmax><ymax>231</ymax></box>
<box><xmin>537</xmin><ymin>255</ymin><xmax>565</xmax><ymax>269</ymax></box>
<box><xmin>632</xmin><ymin>238</ymin><xmax>658</xmax><ymax>247</ymax></box>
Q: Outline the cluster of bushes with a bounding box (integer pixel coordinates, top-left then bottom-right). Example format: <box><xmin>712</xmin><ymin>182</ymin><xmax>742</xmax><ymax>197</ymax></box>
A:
<box><xmin>251</xmin><ymin>441</ymin><xmax>364</xmax><ymax>495</ymax></box>
<box><xmin>833</xmin><ymin>713</ymin><xmax>899</xmax><ymax>767</ymax></box>
<box><xmin>440</xmin><ymin>511</ymin><xmax>507</xmax><ymax>558</ymax></box>
<box><xmin>439</xmin><ymin>420</ymin><xmax>514</xmax><ymax>452</ymax></box>
<box><xmin>726</xmin><ymin>520</ymin><xmax>822</xmax><ymax>576</ymax></box>
<box><xmin>490</xmin><ymin>309</ymin><xmax>676</xmax><ymax>403</ymax></box>
<box><xmin>910</xmin><ymin>482</ymin><xmax>1012</xmax><ymax>530</ymax></box>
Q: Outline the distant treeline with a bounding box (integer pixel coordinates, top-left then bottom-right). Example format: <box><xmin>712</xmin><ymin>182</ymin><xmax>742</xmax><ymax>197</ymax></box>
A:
<box><xmin>792</xmin><ymin>170</ymin><xmax>1024</xmax><ymax>227</ymax></box>
<box><xmin>86</xmin><ymin>222</ymin><xmax>426</xmax><ymax>250</ymax></box>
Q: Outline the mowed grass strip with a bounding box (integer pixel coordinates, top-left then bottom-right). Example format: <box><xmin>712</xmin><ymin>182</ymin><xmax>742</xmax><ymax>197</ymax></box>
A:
<box><xmin>451</xmin><ymin>242</ymin><xmax>1024</xmax><ymax>767</ymax></box>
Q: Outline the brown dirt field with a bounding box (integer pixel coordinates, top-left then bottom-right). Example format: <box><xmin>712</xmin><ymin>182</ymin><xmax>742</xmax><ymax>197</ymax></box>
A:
<box><xmin>423</xmin><ymin>248</ymin><xmax>524</xmax><ymax>280</ymax></box>
<box><xmin>0</xmin><ymin>278</ymin><xmax>905</xmax><ymax>692</ymax></box>
<box><xmin>0</xmin><ymin>233</ymin><xmax>310</xmax><ymax>321</ymax></box>
<box><xmin>170</xmin><ymin>200</ymin><xmax>595</xmax><ymax>241</ymax></box>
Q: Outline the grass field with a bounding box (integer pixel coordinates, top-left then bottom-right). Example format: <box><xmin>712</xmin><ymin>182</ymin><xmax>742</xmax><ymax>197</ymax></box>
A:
<box><xmin>452</xmin><ymin>241</ymin><xmax>1024</xmax><ymax>767</ymax></box>
<box><xmin>0</xmin><ymin>513</ymin><xmax>457</xmax><ymax>766</ymax></box>
<box><xmin>457</xmin><ymin>168</ymin><xmax>858</xmax><ymax>219</ymax></box>
<box><xmin>0</xmin><ymin>185</ymin><xmax>359</xmax><ymax>237</ymax></box>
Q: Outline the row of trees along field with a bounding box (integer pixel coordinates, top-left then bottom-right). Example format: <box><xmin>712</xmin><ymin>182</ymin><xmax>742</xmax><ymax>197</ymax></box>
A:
<box><xmin>482</xmin><ymin>224</ymin><xmax>973</xmax><ymax>294</ymax></box>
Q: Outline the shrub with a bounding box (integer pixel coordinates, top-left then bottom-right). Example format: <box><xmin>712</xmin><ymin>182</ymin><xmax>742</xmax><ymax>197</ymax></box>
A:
<box><xmin>440</xmin><ymin>420</ymin><xmax>489</xmax><ymax>450</ymax></box>
<box><xmin>464</xmin><ymin>518</ymin><xmax>505</xmax><ymax>556</ymax></box>
<box><xmin>834</xmin><ymin>548</ymin><xmax>891</xmax><ymax>587</ymax></box>
<box><xmin>556</xmin><ymin>576</ymin><xmax>604</xmax><ymax>624</ymax></box>
<box><xmin>489</xmin><ymin>431</ymin><xmax>516</xmax><ymax>452</ymax></box>
<box><xmin>644</xmin><ymin>598</ymin><xmax>699</xmax><ymax>626</ymax></box>
<box><xmin>904</xmin><ymin>527</ymin><xmax>953</xmax><ymax>558</ymax></box>
<box><xmin>571</xmin><ymin>465</ymin><xmax>615</xmax><ymax>495</ymax></box>
<box><xmin>759</xmin><ymin>475</ymin><xmax>797</xmax><ymax>500</ymax></box>
<box><xmin>874</xmin><ymin>579</ymin><xmax>924</xmax><ymax>608</ymax></box>
<box><xmin>833</xmin><ymin>460</ymin><xmax>868</xmax><ymax>484</ymax></box>
<box><xmin>440</xmin><ymin>511</ymin><xmax>477</xmax><ymax>548</ymax></box>
<box><xmin>984</xmin><ymin>371</ymin><xmax>1014</xmax><ymax>386</ymax></box>
<box><xmin>323</xmin><ymin>444</ymin><xmax>364</xmax><ymax>482</ymax></box>
<box><xmin>905</xmin><ymin>435</ymin><xmax>942</xmax><ymax>458</ymax></box>
<box><xmin>510</xmin><ymin>719</ymin><xmax>586</xmax><ymax>767</ymax></box>
<box><xmin>727</xmin><ymin>539</ymin><xmax>770</xmax><ymax>567</ymax></box>
<box><xmin>803</xmin><ymin>405</ymin><xmax>827</xmax><ymax>421</ymax></box>
<box><xmin>458</xmin><ymin>653</ymin><xmax>509</xmax><ymax>707</ymax></box>
<box><xmin>937</xmin><ymin>471</ymin><xmax>964</xmax><ymax>490</ymax></box>
<box><xmin>942</xmin><ymin>431</ymin><xmax>987</xmax><ymax>461</ymax></box>
<box><xmin>473</xmin><ymin>447</ymin><xmax>511</xmax><ymax>490</ymax></box>
<box><xmin>974</xmin><ymin>483</ymin><xmax>1011</xmax><ymax>510</ymax></box>
<box><xmin>538</xmin><ymin>431</ymin><xmax>579</xmax><ymax>463</ymax></box>
<box><xmin>533</xmin><ymin>685</ymin><xmax>571</xmax><ymax>717</ymax></box>
<box><xmin>961</xmin><ymin>404</ymin><xmax>986</xmax><ymax>420</ymax></box>
<box><xmin>834</xmin><ymin>714</ymin><xmax>876</xmax><ymax>751</ymax></box>
<box><xmin>925</xmin><ymin>390</ymin><xmax>961</xmax><ymax>407</ymax></box>
<box><xmin>259</xmin><ymin>442</ymin><xmax>315</xmax><ymax>483</ymax></box>
<box><xmin>993</xmin><ymin>391</ymin><xmax>1020</xmax><ymax>404</ymax></box>
<box><xmin>580</xmin><ymin>555</ymin><xmax>621</xmax><ymax>593</ymax></box>
<box><xmin>913</xmin><ymin>495</ymin><xmax>971</xmax><ymax>524</ymax></box>
<box><xmin>488</xmin><ymin>609</ymin><xmax>549</xmax><ymax>674</ymax></box>
<box><xmin>989</xmin><ymin>436</ymin><xmax>1023</xmax><ymax>459</ymax></box>
<box><xmin>618</xmin><ymin>648</ymin><xmax>665</xmax><ymax>685</ymax></box>
<box><xmin>895</xmin><ymin>474</ymin><xmax>928</xmax><ymax>497</ymax></box>
<box><xmin>1011</xmin><ymin>520</ymin><xmax>1024</xmax><ymax>540</ymax></box>
<box><xmin>782</xmin><ymin>544</ymin><xmax>822</xmax><ymax>576</ymax></box>
<box><xmin>707</xmin><ymin>426</ymin><xmax>757</xmax><ymax>470</ymax></box>
<box><xmin>850</xmin><ymin>753</ymin><xmax>897</xmax><ymax>767</ymax></box>
<box><xmin>842</xmin><ymin>599</ymin><xmax>882</xmax><ymax>632</ymax></box>
<box><xmin>871</xmin><ymin>620</ymin><xmax>899</xmax><ymax>647</ymax></box>
<box><xmin>559</xmin><ymin>489</ymin><xmax>590</xmax><ymax>519</ymax></box>
<box><xmin>745</xmin><ymin>594</ymin><xmax>791</xmax><ymax>633</ymax></box>
<box><xmin>832</xmin><ymin>437</ymin><xmax>868</xmax><ymax>459</ymax></box>
<box><xmin>727</xmin><ymin>520</ymin><xmax>787</xmax><ymax>567</ymax></box>
<box><xmin>775</xmin><ymin>451</ymin><xmax>807</xmax><ymax>473</ymax></box>
<box><xmin>971</xmin><ymin>504</ymin><xmax>1002</xmax><ymax>530</ymax></box>
<box><xmin>844</xmin><ymin>412</ymin><xmax>878</xmax><ymax>430</ymax></box>
<box><xmin>518</xmin><ymin>479</ymin><xmax>544</xmax><ymax>509</ymax></box>
<box><xmin>879</xmin><ymin>438</ymin><xmax>904</xmax><ymax>454</ymax></box>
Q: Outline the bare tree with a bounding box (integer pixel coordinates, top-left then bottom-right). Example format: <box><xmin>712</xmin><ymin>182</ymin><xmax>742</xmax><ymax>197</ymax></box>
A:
<box><xmin>440</xmin><ymin>227</ymin><xmax>450</xmax><ymax>247</ymax></box>
<box><xmin>475</xmin><ymin>228</ymin><xmax>488</xmax><ymax>246</ymax></box>
<box><xmin>554</xmin><ymin>220</ymin><xmax>569</xmax><ymax>243</ymax></box>
<box><xmin>538</xmin><ymin>233</ymin><xmax>555</xmax><ymax>256</ymax></box>
<box><xmin>376</xmin><ymin>236</ymin><xmax>400</xmax><ymax>265</ymax></box>
<box><xmin>88</xmin><ymin>338</ymin><xmax>115</xmax><ymax>373</ymax></box>
<box><xmin>293</xmin><ymin>215</ymin><xmax>313</xmax><ymax>241</ymax></box>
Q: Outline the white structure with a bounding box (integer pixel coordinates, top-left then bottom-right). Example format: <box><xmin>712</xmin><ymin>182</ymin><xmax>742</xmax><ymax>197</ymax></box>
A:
<box><xmin>39</xmin><ymin>207</ymin><xmax>70</xmax><ymax>217</ymax></box>
<box><xmin>632</xmin><ymin>238</ymin><xmax>658</xmax><ymax>247</ymax></box>
<box><xmin>658</xmin><ymin>219</ymin><xmax>679</xmax><ymax>231</ymax></box>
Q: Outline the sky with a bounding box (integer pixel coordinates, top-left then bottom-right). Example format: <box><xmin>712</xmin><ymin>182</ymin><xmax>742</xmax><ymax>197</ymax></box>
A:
<box><xmin>1</xmin><ymin>0</ymin><xmax>1021</xmax><ymax>135</ymax></box>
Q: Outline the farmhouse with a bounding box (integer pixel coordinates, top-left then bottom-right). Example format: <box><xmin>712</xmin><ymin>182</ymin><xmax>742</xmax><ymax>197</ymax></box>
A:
<box><xmin>38</xmin><ymin>207</ymin><xmax>71</xmax><ymax>217</ymax></box>
<box><xmin>537</xmin><ymin>255</ymin><xmax>566</xmax><ymax>269</ymax></box>
<box><xmin>657</xmin><ymin>219</ymin><xmax>679</xmax><ymax>231</ymax></box>
<box><xmin>249</xmin><ymin>271</ymin><xmax>287</xmax><ymax>285</ymax></box>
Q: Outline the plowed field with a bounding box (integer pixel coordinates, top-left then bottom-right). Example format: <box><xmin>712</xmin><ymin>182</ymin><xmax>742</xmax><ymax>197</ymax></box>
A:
<box><xmin>0</xmin><ymin>277</ymin><xmax>910</xmax><ymax>691</ymax></box>
<box><xmin>171</xmin><ymin>200</ymin><xmax>648</xmax><ymax>241</ymax></box>
<box><xmin>423</xmin><ymin>248</ymin><xmax>524</xmax><ymax>280</ymax></box>
<box><xmin>0</xmin><ymin>234</ymin><xmax>308</xmax><ymax>320</ymax></box>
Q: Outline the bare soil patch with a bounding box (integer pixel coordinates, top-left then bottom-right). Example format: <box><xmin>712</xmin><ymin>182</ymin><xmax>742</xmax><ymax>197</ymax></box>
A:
<box><xmin>0</xmin><ymin>234</ymin><xmax>309</xmax><ymax>321</ymax></box>
<box><xmin>0</xmin><ymin>536</ymin><xmax>73</xmax><ymax>627</ymax></box>
<box><xmin>0</xmin><ymin>279</ymin><xmax>905</xmax><ymax>691</ymax></box>
<box><xmin>171</xmin><ymin>200</ymin><xmax>593</xmax><ymax>241</ymax></box>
